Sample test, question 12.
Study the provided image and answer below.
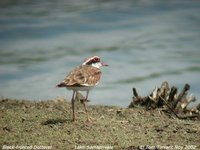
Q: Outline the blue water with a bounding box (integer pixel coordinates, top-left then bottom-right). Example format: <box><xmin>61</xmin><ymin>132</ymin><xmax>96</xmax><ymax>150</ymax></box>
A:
<box><xmin>0</xmin><ymin>0</ymin><xmax>200</xmax><ymax>107</ymax></box>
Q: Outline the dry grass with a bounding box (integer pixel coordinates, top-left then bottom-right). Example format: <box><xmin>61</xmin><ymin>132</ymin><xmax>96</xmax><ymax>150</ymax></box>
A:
<box><xmin>1</xmin><ymin>98</ymin><xmax>200</xmax><ymax>150</ymax></box>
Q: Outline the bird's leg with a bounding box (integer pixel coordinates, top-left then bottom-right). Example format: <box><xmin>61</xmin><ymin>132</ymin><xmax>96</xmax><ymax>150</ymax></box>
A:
<box><xmin>71</xmin><ymin>91</ymin><xmax>76</xmax><ymax>122</ymax></box>
<box><xmin>83</xmin><ymin>90</ymin><xmax>91</xmax><ymax>122</ymax></box>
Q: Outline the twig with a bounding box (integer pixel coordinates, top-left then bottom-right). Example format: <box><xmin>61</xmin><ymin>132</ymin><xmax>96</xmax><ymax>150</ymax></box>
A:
<box><xmin>171</xmin><ymin>84</ymin><xmax>190</xmax><ymax>109</ymax></box>
<box><xmin>159</xmin><ymin>96</ymin><xmax>180</xmax><ymax>119</ymax></box>
<box><xmin>168</xmin><ymin>86</ymin><xmax>177</xmax><ymax>103</ymax></box>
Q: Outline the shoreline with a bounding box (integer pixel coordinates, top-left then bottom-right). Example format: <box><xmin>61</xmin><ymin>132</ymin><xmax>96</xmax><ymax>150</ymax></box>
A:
<box><xmin>1</xmin><ymin>98</ymin><xmax>200</xmax><ymax>150</ymax></box>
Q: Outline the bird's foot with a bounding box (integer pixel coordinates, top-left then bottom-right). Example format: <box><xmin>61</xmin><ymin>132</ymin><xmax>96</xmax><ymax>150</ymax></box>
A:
<box><xmin>85</xmin><ymin>118</ymin><xmax>92</xmax><ymax>123</ymax></box>
<box><xmin>85</xmin><ymin>117</ymin><xmax>97</xmax><ymax>124</ymax></box>
<box><xmin>71</xmin><ymin>119</ymin><xmax>76</xmax><ymax>122</ymax></box>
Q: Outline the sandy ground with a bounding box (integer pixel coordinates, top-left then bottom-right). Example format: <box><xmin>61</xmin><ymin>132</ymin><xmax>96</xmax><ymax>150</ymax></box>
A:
<box><xmin>1</xmin><ymin>98</ymin><xmax>200</xmax><ymax>150</ymax></box>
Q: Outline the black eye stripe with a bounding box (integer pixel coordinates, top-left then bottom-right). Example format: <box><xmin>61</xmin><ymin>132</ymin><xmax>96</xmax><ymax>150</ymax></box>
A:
<box><xmin>94</xmin><ymin>57</ymin><xmax>100</xmax><ymax>62</ymax></box>
<box><xmin>85</xmin><ymin>57</ymin><xmax>100</xmax><ymax>65</ymax></box>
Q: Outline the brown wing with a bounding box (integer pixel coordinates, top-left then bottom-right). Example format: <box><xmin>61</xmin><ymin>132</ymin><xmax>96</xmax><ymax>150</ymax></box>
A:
<box><xmin>57</xmin><ymin>65</ymin><xmax>101</xmax><ymax>87</ymax></box>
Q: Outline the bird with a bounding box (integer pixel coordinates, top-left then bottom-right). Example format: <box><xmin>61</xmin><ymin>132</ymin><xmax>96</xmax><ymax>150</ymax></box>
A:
<box><xmin>57</xmin><ymin>56</ymin><xmax>108</xmax><ymax>122</ymax></box>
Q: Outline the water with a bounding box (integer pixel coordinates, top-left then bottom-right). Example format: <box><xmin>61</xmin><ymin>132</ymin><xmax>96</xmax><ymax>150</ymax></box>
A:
<box><xmin>0</xmin><ymin>0</ymin><xmax>200</xmax><ymax>107</ymax></box>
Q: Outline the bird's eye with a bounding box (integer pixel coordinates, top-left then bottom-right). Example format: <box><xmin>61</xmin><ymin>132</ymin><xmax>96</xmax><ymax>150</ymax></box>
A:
<box><xmin>94</xmin><ymin>57</ymin><xmax>99</xmax><ymax>62</ymax></box>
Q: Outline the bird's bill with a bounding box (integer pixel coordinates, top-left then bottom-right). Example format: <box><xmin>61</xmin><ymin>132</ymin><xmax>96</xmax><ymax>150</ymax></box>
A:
<box><xmin>101</xmin><ymin>62</ymin><xmax>108</xmax><ymax>66</ymax></box>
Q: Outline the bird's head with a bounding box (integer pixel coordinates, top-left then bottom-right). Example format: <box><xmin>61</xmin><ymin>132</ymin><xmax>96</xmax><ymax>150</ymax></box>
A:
<box><xmin>82</xmin><ymin>56</ymin><xmax>108</xmax><ymax>68</ymax></box>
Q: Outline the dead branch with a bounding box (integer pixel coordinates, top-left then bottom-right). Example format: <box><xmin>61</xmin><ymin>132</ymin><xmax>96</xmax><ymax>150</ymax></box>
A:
<box><xmin>168</xmin><ymin>86</ymin><xmax>177</xmax><ymax>103</ymax></box>
<box><xmin>171</xmin><ymin>84</ymin><xmax>190</xmax><ymax>110</ymax></box>
<box><xmin>129</xmin><ymin>82</ymin><xmax>200</xmax><ymax>120</ymax></box>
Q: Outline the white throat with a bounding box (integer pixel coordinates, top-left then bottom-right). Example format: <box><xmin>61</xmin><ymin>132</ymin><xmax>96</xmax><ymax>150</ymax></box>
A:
<box><xmin>91</xmin><ymin>62</ymin><xmax>102</xmax><ymax>68</ymax></box>
<box><xmin>82</xmin><ymin>62</ymin><xmax>102</xmax><ymax>68</ymax></box>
